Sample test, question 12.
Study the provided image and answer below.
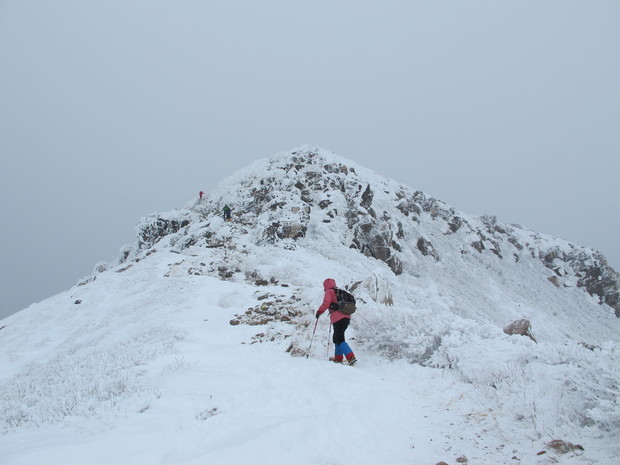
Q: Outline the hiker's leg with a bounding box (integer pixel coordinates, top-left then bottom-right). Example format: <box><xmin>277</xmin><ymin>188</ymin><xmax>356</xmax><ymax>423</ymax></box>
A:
<box><xmin>332</xmin><ymin>319</ymin><xmax>349</xmax><ymax>361</ymax></box>
<box><xmin>339</xmin><ymin>319</ymin><xmax>355</xmax><ymax>360</ymax></box>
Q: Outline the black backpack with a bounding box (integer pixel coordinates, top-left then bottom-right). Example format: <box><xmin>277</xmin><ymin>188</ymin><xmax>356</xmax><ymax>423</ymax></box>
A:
<box><xmin>329</xmin><ymin>288</ymin><xmax>357</xmax><ymax>315</ymax></box>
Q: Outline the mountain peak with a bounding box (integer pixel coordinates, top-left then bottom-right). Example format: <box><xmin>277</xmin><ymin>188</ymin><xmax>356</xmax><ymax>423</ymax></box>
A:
<box><xmin>124</xmin><ymin>146</ymin><xmax>619</xmax><ymax>323</ymax></box>
<box><xmin>211</xmin><ymin>144</ymin><xmax>376</xmax><ymax>200</ymax></box>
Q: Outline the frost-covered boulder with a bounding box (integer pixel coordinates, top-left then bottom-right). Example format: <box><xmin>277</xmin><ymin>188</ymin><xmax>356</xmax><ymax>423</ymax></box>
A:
<box><xmin>136</xmin><ymin>211</ymin><xmax>194</xmax><ymax>249</ymax></box>
<box><xmin>352</xmin><ymin>218</ymin><xmax>403</xmax><ymax>275</ymax></box>
<box><xmin>416</xmin><ymin>237</ymin><xmax>439</xmax><ymax>261</ymax></box>
<box><xmin>503</xmin><ymin>319</ymin><xmax>537</xmax><ymax>342</ymax></box>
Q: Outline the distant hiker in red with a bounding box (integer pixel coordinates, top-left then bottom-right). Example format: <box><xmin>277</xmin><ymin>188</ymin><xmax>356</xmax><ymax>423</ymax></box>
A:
<box><xmin>199</xmin><ymin>191</ymin><xmax>204</xmax><ymax>199</ymax></box>
<box><xmin>315</xmin><ymin>278</ymin><xmax>357</xmax><ymax>366</ymax></box>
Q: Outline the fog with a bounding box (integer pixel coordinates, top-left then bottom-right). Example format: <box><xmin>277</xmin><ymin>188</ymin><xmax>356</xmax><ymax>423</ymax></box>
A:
<box><xmin>1</xmin><ymin>0</ymin><xmax>618</xmax><ymax>319</ymax></box>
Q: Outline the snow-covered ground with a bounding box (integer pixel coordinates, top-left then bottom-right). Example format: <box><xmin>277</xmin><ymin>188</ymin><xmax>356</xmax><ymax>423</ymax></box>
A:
<box><xmin>2</xmin><ymin>147</ymin><xmax>619</xmax><ymax>464</ymax></box>
<box><xmin>1</xmin><ymin>248</ymin><xmax>618</xmax><ymax>465</ymax></box>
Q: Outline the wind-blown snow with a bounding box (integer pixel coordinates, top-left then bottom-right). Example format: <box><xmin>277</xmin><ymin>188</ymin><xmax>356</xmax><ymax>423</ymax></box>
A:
<box><xmin>1</xmin><ymin>146</ymin><xmax>619</xmax><ymax>465</ymax></box>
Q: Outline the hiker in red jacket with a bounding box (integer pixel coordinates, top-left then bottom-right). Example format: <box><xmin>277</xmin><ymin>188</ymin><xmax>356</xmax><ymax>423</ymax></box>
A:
<box><xmin>315</xmin><ymin>278</ymin><xmax>357</xmax><ymax>366</ymax></box>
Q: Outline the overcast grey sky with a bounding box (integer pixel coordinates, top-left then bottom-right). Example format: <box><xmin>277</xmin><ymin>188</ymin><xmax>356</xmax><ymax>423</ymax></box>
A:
<box><xmin>1</xmin><ymin>0</ymin><xmax>619</xmax><ymax>320</ymax></box>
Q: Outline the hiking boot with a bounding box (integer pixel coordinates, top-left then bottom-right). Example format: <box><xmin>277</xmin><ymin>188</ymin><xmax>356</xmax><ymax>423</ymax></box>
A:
<box><xmin>329</xmin><ymin>357</ymin><xmax>344</xmax><ymax>364</ymax></box>
<box><xmin>346</xmin><ymin>357</ymin><xmax>357</xmax><ymax>366</ymax></box>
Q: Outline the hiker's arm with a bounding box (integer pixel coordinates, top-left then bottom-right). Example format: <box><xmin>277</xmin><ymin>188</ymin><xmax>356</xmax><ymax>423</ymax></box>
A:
<box><xmin>316</xmin><ymin>290</ymin><xmax>334</xmax><ymax>317</ymax></box>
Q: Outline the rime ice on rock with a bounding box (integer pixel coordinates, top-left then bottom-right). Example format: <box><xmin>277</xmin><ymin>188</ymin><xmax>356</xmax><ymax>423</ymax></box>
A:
<box><xmin>119</xmin><ymin>145</ymin><xmax>619</xmax><ymax>317</ymax></box>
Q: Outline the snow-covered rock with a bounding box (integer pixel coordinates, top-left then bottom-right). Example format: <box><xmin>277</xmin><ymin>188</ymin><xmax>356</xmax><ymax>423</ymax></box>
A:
<box><xmin>124</xmin><ymin>145</ymin><xmax>619</xmax><ymax>319</ymax></box>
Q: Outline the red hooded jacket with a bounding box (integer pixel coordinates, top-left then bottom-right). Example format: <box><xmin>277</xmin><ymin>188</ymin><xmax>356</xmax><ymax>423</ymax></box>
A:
<box><xmin>316</xmin><ymin>278</ymin><xmax>350</xmax><ymax>324</ymax></box>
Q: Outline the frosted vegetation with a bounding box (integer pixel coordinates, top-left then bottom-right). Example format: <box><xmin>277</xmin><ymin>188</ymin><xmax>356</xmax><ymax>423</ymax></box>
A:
<box><xmin>1</xmin><ymin>146</ymin><xmax>619</xmax><ymax>464</ymax></box>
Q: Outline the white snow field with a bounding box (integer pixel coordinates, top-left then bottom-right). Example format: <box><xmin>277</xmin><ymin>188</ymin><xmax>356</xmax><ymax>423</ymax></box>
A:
<box><xmin>2</xmin><ymin>147</ymin><xmax>619</xmax><ymax>464</ymax></box>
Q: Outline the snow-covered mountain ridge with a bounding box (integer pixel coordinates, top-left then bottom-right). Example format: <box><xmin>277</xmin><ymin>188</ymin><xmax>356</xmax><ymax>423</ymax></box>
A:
<box><xmin>2</xmin><ymin>145</ymin><xmax>620</xmax><ymax>465</ymax></box>
<box><xmin>128</xmin><ymin>145</ymin><xmax>619</xmax><ymax>322</ymax></box>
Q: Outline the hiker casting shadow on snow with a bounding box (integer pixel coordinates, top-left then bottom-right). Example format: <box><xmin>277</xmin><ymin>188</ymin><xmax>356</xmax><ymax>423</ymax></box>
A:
<box><xmin>315</xmin><ymin>278</ymin><xmax>357</xmax><ymax>366</ymax></box>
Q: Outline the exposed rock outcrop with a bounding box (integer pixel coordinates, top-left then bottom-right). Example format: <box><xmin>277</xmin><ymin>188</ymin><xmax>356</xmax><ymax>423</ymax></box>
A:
<box><xmin>137</xmin><ymin>215</ymin><xmax>192</xmax><ymax>249</ymax></box>
<box><xmin>544</xmin><ymin>439</ymin><xmax>584</xmax><ymax>454</ymax></box>
<box><xmin>503</xmin><ymin>319</ymin><xmax>537</xmax><ymax>342</ymax></box>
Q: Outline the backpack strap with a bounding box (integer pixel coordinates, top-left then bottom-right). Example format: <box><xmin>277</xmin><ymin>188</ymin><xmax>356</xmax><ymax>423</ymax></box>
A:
<box><xmin>328</xmin><ymin>288</ymin><xmax>339</xmax><ymax>311</ymax></box>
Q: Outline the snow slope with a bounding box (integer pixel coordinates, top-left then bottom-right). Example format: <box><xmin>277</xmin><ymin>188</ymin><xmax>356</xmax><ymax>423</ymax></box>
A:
<box><xmin>1</xmin><ymin>146</ymin><xmax>619</xmax><ymax>464</ymax></box>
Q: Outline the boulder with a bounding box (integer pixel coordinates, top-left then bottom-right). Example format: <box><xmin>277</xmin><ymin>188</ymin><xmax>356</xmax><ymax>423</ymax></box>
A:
<box><xmin>545</xmin><ymin>439</ymin><xmax>584</xmax><ymax>454</ymax></box>
<box><xmin>138</xmin><ymin>216</ymin><xmax>191</xmax><ymax>249</ymax></box>
<box><xmin>360</xmin><ymin>184</ymin><xmax>374</xmax><ymax>209</ymax></box>
<box><xmin>353</xmin><ymin>221</ymin><xmax>403</xmax><ymax>275</ymax></box>
<box><xmin>503</xmin><ymin>319</ymin><xmax>537</xmax><ymax>342</ymax></box>
<box><xmin>417</xmin><ymin>237</ymin><xmax>439</xmax><ymax>261</ymax></box>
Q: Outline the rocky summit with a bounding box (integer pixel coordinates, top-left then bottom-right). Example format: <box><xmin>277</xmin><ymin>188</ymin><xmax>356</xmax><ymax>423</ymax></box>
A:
<box><xmin>123</xmin><ymin>145</ymin><xmax>619</xmax><ymax>322</ymax></box>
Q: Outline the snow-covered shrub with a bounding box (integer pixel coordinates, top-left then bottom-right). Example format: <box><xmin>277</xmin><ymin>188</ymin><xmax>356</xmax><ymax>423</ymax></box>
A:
<box><xmin>352</xmin><ymin>273</ymin><xmax>394</xmax><ymax>306</ymax></box>
<box><xmin>427</xmin><ymin>331</ymin><xmax>620</xmax><ymax>440</ymax></box>
<box><xmin>0</xmin><ymin>327</ymin><xmax>184</xmax><ymax>433</ymax></box>
<box><xmin>355</xmin><ymin>306</ymin><xmax>457</xmax><ymax>363</ymax></box>
<box><xmin>118</xmin><ymin>244</ymin><xmax>135</xmax><ymax>264</ymax></box>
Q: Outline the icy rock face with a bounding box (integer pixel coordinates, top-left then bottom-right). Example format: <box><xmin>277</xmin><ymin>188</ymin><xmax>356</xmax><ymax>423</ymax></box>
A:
<box><xmin>539</xmin><ymin>247</ymin><xmax>620</xmax><ymax>316</ymax></box>
<box><xmin>349</xmin><ymin>195</ymin><xmax>403</xmax><ymax>275</ymax></box>
<box><xmin>137</xmin><ymin>213</ymin><xmax>193</xmax><ymax>249</ymax></box>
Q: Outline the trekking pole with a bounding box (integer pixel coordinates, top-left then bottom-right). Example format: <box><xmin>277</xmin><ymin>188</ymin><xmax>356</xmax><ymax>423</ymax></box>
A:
<box><xmin>326</xmin><ymin>323</ymin><xmax>331</xmax><ymax>357</ymax></box>
<box><xmin>306</xmin><ymin>318</ymin><xmax>319</xmax><ymax>359</ymax></box>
